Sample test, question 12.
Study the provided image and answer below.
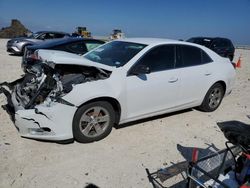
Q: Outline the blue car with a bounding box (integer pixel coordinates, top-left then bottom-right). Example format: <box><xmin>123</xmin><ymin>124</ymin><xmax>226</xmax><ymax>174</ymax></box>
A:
<box><xmin>22</xmin><ymin>37</ymin><xmax>105</xmax><ymax>71</ymax></box>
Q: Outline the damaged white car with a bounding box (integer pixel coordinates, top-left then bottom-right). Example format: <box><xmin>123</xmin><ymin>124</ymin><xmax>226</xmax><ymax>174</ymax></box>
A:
<box><xmin>0</xmin><ymin>38</ymin><xmax>236</xmax><ymax>143</ymax></box>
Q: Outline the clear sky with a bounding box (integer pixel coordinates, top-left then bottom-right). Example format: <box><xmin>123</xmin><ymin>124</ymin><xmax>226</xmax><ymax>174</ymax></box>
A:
<box><xmin>0</xmin><ymin>0</ymin><xmax>250</xmax><ymax>44</ymax></box>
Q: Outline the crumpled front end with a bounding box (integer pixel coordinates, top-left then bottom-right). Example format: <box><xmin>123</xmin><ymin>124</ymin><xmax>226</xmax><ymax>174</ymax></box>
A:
<box><xmin>0</xmin><ymin>60</ymin><xmax>110</xmax><ymax>141</ymax></box>
<box><xmin>14</xmin><ymin>100</ymin><xmax>77</xmax><ymax>141</ymax></box>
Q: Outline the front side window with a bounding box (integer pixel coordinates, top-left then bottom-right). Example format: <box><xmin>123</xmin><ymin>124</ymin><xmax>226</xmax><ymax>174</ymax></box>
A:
<box><xmin>84</xmin><ymin>41</ymin><xmax>146</xmax><ymax>67</ymax></box>
<box><xmin>132</xmin><ymin>45</ymin><xmax>175</xmax><ymax>73</ymax></box>
<box><xmin>31</xmin><ymin>32</ymin><xmax>43</xmax><ymax>39</ymax></box>
<box><xmin>36</xmin><ymin>33</ymin><xmax>46</xmax><ymax>40</ymax></box>
<box><xmin>36</xmin><ymin>33</ymin><xmax>55</xmax><ymax>40</ymax></box>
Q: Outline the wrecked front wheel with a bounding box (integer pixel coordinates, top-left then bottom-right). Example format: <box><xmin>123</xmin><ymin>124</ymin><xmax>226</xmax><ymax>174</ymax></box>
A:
<box><xmin>73</xmin><ymin>101</ymin><xmax>115</xmax><ymax>143</ymax></box>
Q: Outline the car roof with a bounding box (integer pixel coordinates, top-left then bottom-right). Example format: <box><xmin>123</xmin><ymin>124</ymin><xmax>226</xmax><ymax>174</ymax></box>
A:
<box><xmin>188</xmin><ymin>37</ymin><xmax>231</xmax><ymax>41</ymax></box>
<box><xmin>34</xmin><ymin>31</ymin><xmax>70</xmax><ymax>35</ymax></box>
<box><xmin>117</xmin><ymin>37</ymin><xmax>195</xmax><ymax>46</ymax></box>
<box><xmin>28</xmin><ymin>37</ymin><xmax>105</xmax><ymax>50</ymax></box>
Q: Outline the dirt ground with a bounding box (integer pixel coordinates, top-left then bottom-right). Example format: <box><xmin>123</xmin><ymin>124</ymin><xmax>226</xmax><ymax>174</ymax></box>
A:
<box><xmin>0</xmin><ymin>39</ymin><xmax>249</xmax><ymax>188</ymax></box>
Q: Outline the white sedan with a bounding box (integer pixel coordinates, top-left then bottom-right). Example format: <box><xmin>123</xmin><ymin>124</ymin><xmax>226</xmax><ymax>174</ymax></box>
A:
<box><xmin>0</xmin><ymin>38</ymin><xmax>236</xmax><ymax>143</ymax></box>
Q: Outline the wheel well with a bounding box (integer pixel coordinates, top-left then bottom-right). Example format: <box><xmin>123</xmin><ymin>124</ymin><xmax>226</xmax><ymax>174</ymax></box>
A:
<box><xmin>215</xmin><ymin>81</ymin><xmax>226</xmax><ymax>94</ymax></box>
<box><xmin>21</xmin><ymin>43</ymin><xmax>31</xmax><ymax>53</ymax></box>
<box><xmin>79</xmin><ymin>97</ymin><xmax>121</xmax><ymax>124</ymax></box>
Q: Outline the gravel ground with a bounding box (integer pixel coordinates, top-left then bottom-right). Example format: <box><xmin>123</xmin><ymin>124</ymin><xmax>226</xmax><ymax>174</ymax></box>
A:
<box><xmin>0</xmin><ymin>39</ymin><xmax>249</xmax><ymax>188</ymax></box>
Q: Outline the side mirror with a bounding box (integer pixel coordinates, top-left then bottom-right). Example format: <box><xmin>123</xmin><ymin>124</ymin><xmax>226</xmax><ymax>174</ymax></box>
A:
<box><xmin>130</xmin><ymin>64</ymin><xmax>151</xmax><ymax>75</ymax></box>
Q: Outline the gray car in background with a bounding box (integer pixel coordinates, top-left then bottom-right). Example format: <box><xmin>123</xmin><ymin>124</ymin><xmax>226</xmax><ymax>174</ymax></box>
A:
<box><xmin>6</xmin><ymin>31</ymin><xmax>70</xmax><ymax>55</ymax></box>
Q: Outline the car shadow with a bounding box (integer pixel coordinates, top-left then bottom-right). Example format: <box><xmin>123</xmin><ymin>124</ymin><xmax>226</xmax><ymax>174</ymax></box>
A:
<box><xmin>116</xmin><ymin>108</ymin><xmax>193</xmax><ymax>129</ymax></box>
<box><xmin>84</xmin><ymin>183</ymin><xmax>99</xmax><ymax>188</ymax></box>
<box><xmin>146</xmin><ymin>143</ymin><xmax>219</xmax><ymax>188</ymax></box>
<box><xmin>9</xmin><ymin>53</ymin><xmax>22</xmax><ymax>57</ymax></box>
<box><xmin>23</xmin><ymin>137</ymin><xmax>75</xmax><ymax>145</ymax></box>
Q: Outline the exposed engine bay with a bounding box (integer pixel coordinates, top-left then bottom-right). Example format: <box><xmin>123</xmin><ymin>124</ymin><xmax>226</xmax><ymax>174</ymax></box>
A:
<box><xmin>1</xmin><ymin>63</ymin><xmax>110</xmax><ymax>110</ymax></box>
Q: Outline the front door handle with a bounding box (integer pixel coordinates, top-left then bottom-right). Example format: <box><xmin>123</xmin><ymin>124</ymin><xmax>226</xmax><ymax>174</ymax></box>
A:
<box><xmin>168</xmin><ymin>77</ymin><xmax>178</xmax><ymax>83</ymax></box>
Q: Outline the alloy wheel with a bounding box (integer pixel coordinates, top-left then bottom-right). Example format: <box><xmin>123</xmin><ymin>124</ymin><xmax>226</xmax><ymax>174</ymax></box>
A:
<box><xmin>208</xmin><ymin>87</ymin><xmax>223</xmax><ymax>109</ymax></box>
<box><xmin>79</xmin><ymin>106</ymin><xmax>110</xmax><ymax>138</ymax></box>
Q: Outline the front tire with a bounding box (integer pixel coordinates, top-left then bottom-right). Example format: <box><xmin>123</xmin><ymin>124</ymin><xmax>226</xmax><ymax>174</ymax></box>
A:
<box><xmin>73</xmin><ymin>101</ymin><xmax>115</xmax><ymax>143</ymax></box>
<box><xmin>199</xmin><ymin>83</ymin><xmax>225</xmax><ymax>112</ymax></box>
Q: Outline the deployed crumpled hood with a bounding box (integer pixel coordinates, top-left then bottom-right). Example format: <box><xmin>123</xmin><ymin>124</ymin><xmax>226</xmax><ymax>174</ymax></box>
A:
<box><xmin>37</xmin><ymin>49</ymin><xmax>114</xmax><ymax>71</ymax></box>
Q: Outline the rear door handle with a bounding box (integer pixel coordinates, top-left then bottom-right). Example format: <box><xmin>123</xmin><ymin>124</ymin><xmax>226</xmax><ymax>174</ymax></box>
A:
<box><xmin>168</xmin><ymin>77</ymin><xmax>178</xmax><ymax>83</ymax></box>
<box><xmin>205</xmin><ymin>72</ymin><xmax>212</xmax><ymax>76</ymax></box>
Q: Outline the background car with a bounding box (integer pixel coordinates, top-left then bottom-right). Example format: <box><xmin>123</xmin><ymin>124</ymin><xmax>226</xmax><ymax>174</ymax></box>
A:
<box><xmin>6</xmin><ymin>31</ymin><xmax>70</xmax><ymax>55</ymax></box>
<box><xmin>1</xmin><ymin>38</ymin><xmax>236</xmax><ymax>143</ymax></box>
<box><xmin>22</xmin><ymin>37</ymin><xmax>105</xmax><ymax>71</ymax></box>
<box><xmin>187</xmin><ymin>37</ymin><xmax>235</xmax><ymax>61</ymax></box>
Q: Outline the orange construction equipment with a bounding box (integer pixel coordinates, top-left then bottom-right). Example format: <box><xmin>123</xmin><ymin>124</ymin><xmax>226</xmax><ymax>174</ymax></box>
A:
<box><xmin>236</xmin><ymin>55</ymin><xmax>242</xmax><ymax>68</ymax></box>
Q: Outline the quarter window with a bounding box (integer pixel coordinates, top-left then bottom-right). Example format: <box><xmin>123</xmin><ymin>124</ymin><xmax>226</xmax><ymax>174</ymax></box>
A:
<box><xmin>65</xmin><ymin>42</ymin><xmax>88</xmax><ymax>54</ymax></box>
<box><xmin>135</xmin><ymin>45</ymin><xmax>175</xmax><ymax>72</ymax></box>
<box><xmin>202</xmin><ymin>50</ymin><xmax>213</xmax><ymax>63</ymax></box>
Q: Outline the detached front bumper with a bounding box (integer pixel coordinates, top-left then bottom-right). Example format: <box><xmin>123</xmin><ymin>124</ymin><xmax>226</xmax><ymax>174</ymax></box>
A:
<box><xmin>1</xmin><ymin>84</ymin><xmax>77</xmax><ymax>141</ymax></box>
<box><xmin>14</xmin><ymin>103</ymin><xmax>77</xmax><ymax>141</ymax></box>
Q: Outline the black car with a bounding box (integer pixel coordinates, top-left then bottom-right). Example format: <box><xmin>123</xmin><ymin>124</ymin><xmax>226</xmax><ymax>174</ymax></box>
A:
<box><xmin>22</xmin><ymin>37</ymin><xmax>105</xmax><ymax>71</ymax></box>
<box><xmin>187</xmin><ymin>37</ymin><xmax>235</xmax><ymax>61</ymax></box>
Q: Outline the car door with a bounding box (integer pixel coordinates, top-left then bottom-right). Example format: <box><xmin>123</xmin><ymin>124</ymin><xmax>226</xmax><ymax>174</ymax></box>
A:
<box><xmin>125</xmin><ymin>45</ymin><xmax>181</xmax><ymax>119</ymax></box>
<box><xmin>176</xmin><ymin>45</ymin><xmax>214</xmax><ymax>106</ymax></box>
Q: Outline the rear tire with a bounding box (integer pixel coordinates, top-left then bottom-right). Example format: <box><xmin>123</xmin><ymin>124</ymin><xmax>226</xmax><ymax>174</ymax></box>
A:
<box><xmin>73</xmin><ymin>101</ymin><xmax>115</xmax><ymax>143</ymax></box>
<box><xmin>199</xmin><ymin>83</ymin><xmax>225</xmax><ymax>112</ymax></box>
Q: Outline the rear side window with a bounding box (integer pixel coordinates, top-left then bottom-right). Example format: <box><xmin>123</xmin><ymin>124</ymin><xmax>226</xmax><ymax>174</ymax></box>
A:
<box><xmin>54</xmin><ymin>33</ymin><xmax>66</xmax><ymax>38</ymax></box>
<box><xmin>44</xmin><ymin>33</ymin><xmax>56</xmax><ymax>39</ymax></box>
<box><xmin>85</xmin><ymin>41</ymin><xmax>105</xmax><ymax>51</ymax></box>
<box><xmin>187</xmin><ymin>38</ymin><xmax>212</xmax><ymax>48</ymax></box>
<box><xmin>67</xmin><ymin>42</ymin><xmax>88</xmax><ymax>54</ymax></box>
<box><xmin>135</xmin><ymin>45</ymin><xmax>175</xmax><ymax>72</ymax></box>
<box><xmin>55</xmin><ymin>42</ymin><xmax>88</xmax><ymax>54</ymax></box>
<box><xmin>212</xmin><ymin>39</ymin><xmax>228</xmax><ymax>48</ymax></box>
<box><xmin>176</xmin><ymin>45</ymin><xmax>212</xmax><ymax>68</ymax></box>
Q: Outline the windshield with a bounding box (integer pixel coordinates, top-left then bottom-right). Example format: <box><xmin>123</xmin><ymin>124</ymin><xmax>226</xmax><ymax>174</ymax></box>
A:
<box><xmin>28</xmin><ymin>32</ymin><xmax>42</xmax><ymax>39</ymax></box>
<box><xmin>84</xmin><ymin>41</ymin><xmax>147</xmax><ymax>67</ymax></box>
